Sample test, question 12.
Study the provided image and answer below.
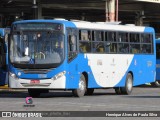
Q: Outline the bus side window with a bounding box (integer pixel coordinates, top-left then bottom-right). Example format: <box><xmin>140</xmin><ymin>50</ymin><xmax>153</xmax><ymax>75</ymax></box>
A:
<box><xmin>68</xmin><ymin>35</ymin><xmax>76</xmax><ymax>51</ymax></box>
<box><xmin>92</xmin><ymin>31</ymin><xmax>95</xmax><ymax>41</ymax></box>
<box><xmin>118</xmin><ymin>43</ymin><xmax>129</xmax><ymax>53</ymax></box>
<box><xmin>105</xmin><ymin>32</ymin><xmax>108</xmax><ymax>41</ymax></box>
<box><xmin>130</xmin><ymin>44</ymin><xmax>140</xmax><ymax>54</ymax></box>
<box><xmin>108</xmin><ymin>32</ymin><xmax>117</xmax><ymax>42</ymax></box>
<box><xmin>110</xmin><ymin>43</ymin><xmax>117</xmax><ymax>53</ymax></box>
<box><xmin>121</xmin><ymin>33</ymin><xmax>128</xmax><ymax>42</ymax></box>
<box><xmin>79</xmin><ymin>42</ymin><xmax>91</xmax><ymax>53</ymax></box>
<box><xmin>141</xmin><ymin>33</ymin><xmax>151</xmax><ymax>43</ymax></box>
<box><xmin>68</xmin><ymin>34</ymin><xmax>78</xmax><ymax>62</ymax></box>
<box><xmin>95</xmin><ymin>43</ymin><xmax>105</xmax><ymax>53</ymax></box>
<box><xmin>95</xmin><ymin>31</ymin><xmax>104</xmax><ymax>41</ymax></box>
<box><xmin>130</xmin><ymin>33</ymin><xmax>140</xmax><ymax>43</ymax></box>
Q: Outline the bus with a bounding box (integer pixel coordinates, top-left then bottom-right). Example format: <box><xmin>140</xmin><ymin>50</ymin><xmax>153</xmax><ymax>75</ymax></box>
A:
<box><xmin>0</xmin><ymin>28</ymin><xmax>10</xmax><ymax>86</ymax></box>
<box><xmin>152</xmin><ymin>39</ymin><xmax>160</xmax><ymax>87</ymax></box>
<box><xmin>3</xmin><ymin>19</ymin><xmax>156</xmax><ymax>97</ymax></box>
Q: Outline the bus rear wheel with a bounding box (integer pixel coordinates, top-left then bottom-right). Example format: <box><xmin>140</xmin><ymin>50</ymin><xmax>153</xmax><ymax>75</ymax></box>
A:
<box><xmin>28</xmin><ymin>89</ymin><xmax>41</xmax><ymax>98</ymax></box>
<box><xmin>115</xmin><ymin>73</ymin><xmax>133</xmax><ymax>95</ymax></box>
<box><xmin>121</xmin><ymin>73</ymin><xmax>133</xmax><ymax>95</ymax></box>
<box><xmin>72</xmin><ymin>74</ymin><xmax>86</xmax><ymax>97</ymax></box>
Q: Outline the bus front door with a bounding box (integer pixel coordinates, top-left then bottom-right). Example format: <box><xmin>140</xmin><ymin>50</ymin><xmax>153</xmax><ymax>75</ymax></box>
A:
<box><xmin>0</xmin><ymin>37</ymin><xmax>7</xmax><ymax>86</ymax></box>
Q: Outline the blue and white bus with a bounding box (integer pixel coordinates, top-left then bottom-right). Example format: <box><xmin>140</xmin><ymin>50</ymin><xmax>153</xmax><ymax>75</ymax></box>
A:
<box><xmin>5</xmin><ymin>19</ymin><xmax>156</xmax><ymax>97</ymax></box>
<box><xmin>0</xmin><ymin>28</ymin><xmax>10</xmax><ymax>86</ymax></box>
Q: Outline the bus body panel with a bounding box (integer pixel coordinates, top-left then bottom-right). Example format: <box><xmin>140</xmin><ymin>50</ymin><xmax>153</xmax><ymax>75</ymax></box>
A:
<box><xmin>9</xmin><ymin>54</ymin><xmax>156</xmax><ymax>89</ymax></box>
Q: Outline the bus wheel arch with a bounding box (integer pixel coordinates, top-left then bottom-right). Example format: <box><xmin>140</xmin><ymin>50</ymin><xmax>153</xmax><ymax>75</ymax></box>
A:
<box><xmin>82</xmin><ymin>72</ymin><xmax>94</xmax><ymax>95</ymax></box>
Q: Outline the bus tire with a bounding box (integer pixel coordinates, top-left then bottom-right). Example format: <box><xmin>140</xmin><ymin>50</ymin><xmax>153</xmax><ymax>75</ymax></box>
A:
<box><xmin>121</xmin><ymin>73</ymin><xmax>133</xmax><ymax>95</ymax></box>
<box><xmin>28</xmin><ymin>89</ymin><xmax>41</xmax><ymax>98</ymax></box>
<box><xmin>85</xmin><ymin>88</ymin><xmax>94</xmax><ymax>95</ymax></box>
<box><xmin>151</xmin><ymin>80</ymin><xmax>160</xmax><ymax>87</ymax></box>
<box><xmin>72</xmin><ymin>74</ymin><xmax>86</xmax><ymax>97</ymax></box>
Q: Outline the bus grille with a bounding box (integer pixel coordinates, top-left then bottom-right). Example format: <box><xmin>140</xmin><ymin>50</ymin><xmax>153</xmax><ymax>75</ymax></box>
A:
<box><xmin>18</xmin><ymin>68</ymin><xmax>54</xmax><ymax>74</ymax></box>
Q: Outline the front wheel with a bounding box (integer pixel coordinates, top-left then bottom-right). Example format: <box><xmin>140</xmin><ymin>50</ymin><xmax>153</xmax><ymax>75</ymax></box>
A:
<box><xmin>72</xmin><ymin>74</ymin><xmax>86</xmax><ymax>97</ymax></box>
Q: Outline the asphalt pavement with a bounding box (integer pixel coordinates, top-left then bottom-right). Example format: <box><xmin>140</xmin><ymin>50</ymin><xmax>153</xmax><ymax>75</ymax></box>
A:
<box><xmin>0</xmin><ymin>86</ymin><xmax>160</xmax><ymax>120</ymax></box>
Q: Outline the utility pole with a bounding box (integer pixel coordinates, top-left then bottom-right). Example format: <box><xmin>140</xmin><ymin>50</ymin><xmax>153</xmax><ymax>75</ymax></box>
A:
<box><xmin>32</xmin><ymin>0</ymin><xmax>38</xmax><ymax>19</ymax></box>
<box><xmin>105</xmin><ymin>0</ymin><xmax>119</xmax><ymax>22</ymax></box>
<box><xmin>105</xmin><ymin>0</ymin><xmax>116</xmax><ymax>22</ymax></box>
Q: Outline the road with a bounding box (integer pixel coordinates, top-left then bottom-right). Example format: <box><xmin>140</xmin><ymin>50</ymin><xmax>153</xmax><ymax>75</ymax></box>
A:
<box><xmin>0</xmin><ymin>86</ymin><xmax>160</xmax><ymax>120</ymax></box>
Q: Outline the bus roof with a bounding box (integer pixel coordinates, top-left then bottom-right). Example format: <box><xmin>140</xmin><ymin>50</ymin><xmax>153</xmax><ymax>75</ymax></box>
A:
<box><xmin>73</xmin><ymin>21</ymin><xmax>154</xmax><ymax>33</ymax></box>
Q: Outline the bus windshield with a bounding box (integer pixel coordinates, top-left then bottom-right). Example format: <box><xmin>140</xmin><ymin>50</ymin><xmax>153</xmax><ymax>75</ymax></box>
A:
<box><xmin>10</xmin><ymin>30</ymin><xmax>64</xmax><ymax>68</ymax></box>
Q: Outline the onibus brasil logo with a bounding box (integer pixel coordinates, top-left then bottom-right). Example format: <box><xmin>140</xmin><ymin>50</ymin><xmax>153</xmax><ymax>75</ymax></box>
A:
<box><xmin>26</xmin><ymin>97</ymin><xmax>33</xmax><ymax>104</ymax></box>
<box><xmin>24</xmin><ymin>97</ymin><xmax>35</xmax><ymax>107</ymax></box>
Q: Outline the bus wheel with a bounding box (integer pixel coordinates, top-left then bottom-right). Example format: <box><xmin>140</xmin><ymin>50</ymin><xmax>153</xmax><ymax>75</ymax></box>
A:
<box><xmin>151</xmin><ymin>80</ymin><xmax>160</xmax><ymax>87</ymax></box>
<box><xmin>115</xmin><ymin>87</ymin><xmax>122</xmax><ymax>94</ymax></box>
<box><xmin>85</xmin><ymin>88</ymin><xmax>94</xmax><ymax>95</ymax></box>
<box><xmin>121</xmin><ymin>73</ymin><xmax>133</xmax><ymax>95</ymax></box>
<box><xmin>72</xmin><ymin>74</ymin><xmax>86</xmax><ymax>97</ymax></box>
<box><xmin>28</xmin><ymin>89</ymin><xmax>41</xmax><ymax>98</ymax></box>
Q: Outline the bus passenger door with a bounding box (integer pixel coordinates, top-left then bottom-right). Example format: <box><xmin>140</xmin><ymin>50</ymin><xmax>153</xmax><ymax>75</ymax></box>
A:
<box><xmin>0</xmin><ymin>37</ymin><xmax>7</xmax><ymax>86</ymax></box>
<box><xmin>66</xmin><ymin>28</ymin><xmax>79</xmax><ymax>88</ymax></box>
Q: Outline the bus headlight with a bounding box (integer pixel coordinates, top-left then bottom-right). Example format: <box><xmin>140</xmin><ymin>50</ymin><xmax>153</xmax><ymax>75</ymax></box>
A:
<box><xmin>51</xmin><ymin>71</ymin><xmax>66</xmax><ymax>80</ymax></box>
<box><xmin>9</xmin><ymin>72</ymin><xmax>18</xmax><ymax>79</ymax></box>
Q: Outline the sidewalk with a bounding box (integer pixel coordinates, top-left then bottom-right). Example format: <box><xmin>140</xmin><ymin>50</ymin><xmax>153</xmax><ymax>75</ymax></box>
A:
<box><xmin>0</xmin><ymin>85</ymin><xmax>8</xmax><ymax>89</ymax></box>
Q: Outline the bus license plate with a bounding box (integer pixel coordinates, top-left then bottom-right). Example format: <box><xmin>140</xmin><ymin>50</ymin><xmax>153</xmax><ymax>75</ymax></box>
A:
<box><xmin>30</xmin><ymin>80</ymin><xmax>40</xmax><ymax>84</ymax></box>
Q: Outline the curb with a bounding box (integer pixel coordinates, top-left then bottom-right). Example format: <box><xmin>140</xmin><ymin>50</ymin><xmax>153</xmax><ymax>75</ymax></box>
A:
<box><xmin>0</xmin><ymin>85</ymin><xmax>27</xmax><ymax>92</ymax></box>
<box><xmin>0</xmin><ymin>85</ymin><xmax>8</xmax><ymax>89</ymax></box>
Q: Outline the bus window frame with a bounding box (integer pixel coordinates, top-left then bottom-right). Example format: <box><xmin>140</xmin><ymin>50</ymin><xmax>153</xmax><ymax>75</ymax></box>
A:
<box><xmin>77</xmin><ymin>28</ymin><xmax>154</xmax><ymax>55</ymax></box>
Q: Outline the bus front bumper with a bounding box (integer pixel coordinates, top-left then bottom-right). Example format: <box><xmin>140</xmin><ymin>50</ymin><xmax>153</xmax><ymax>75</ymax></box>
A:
<box><xmin>9</xmin><ymin>75</ymin><xmax>66</xmax><ymax>89</ymax></box>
